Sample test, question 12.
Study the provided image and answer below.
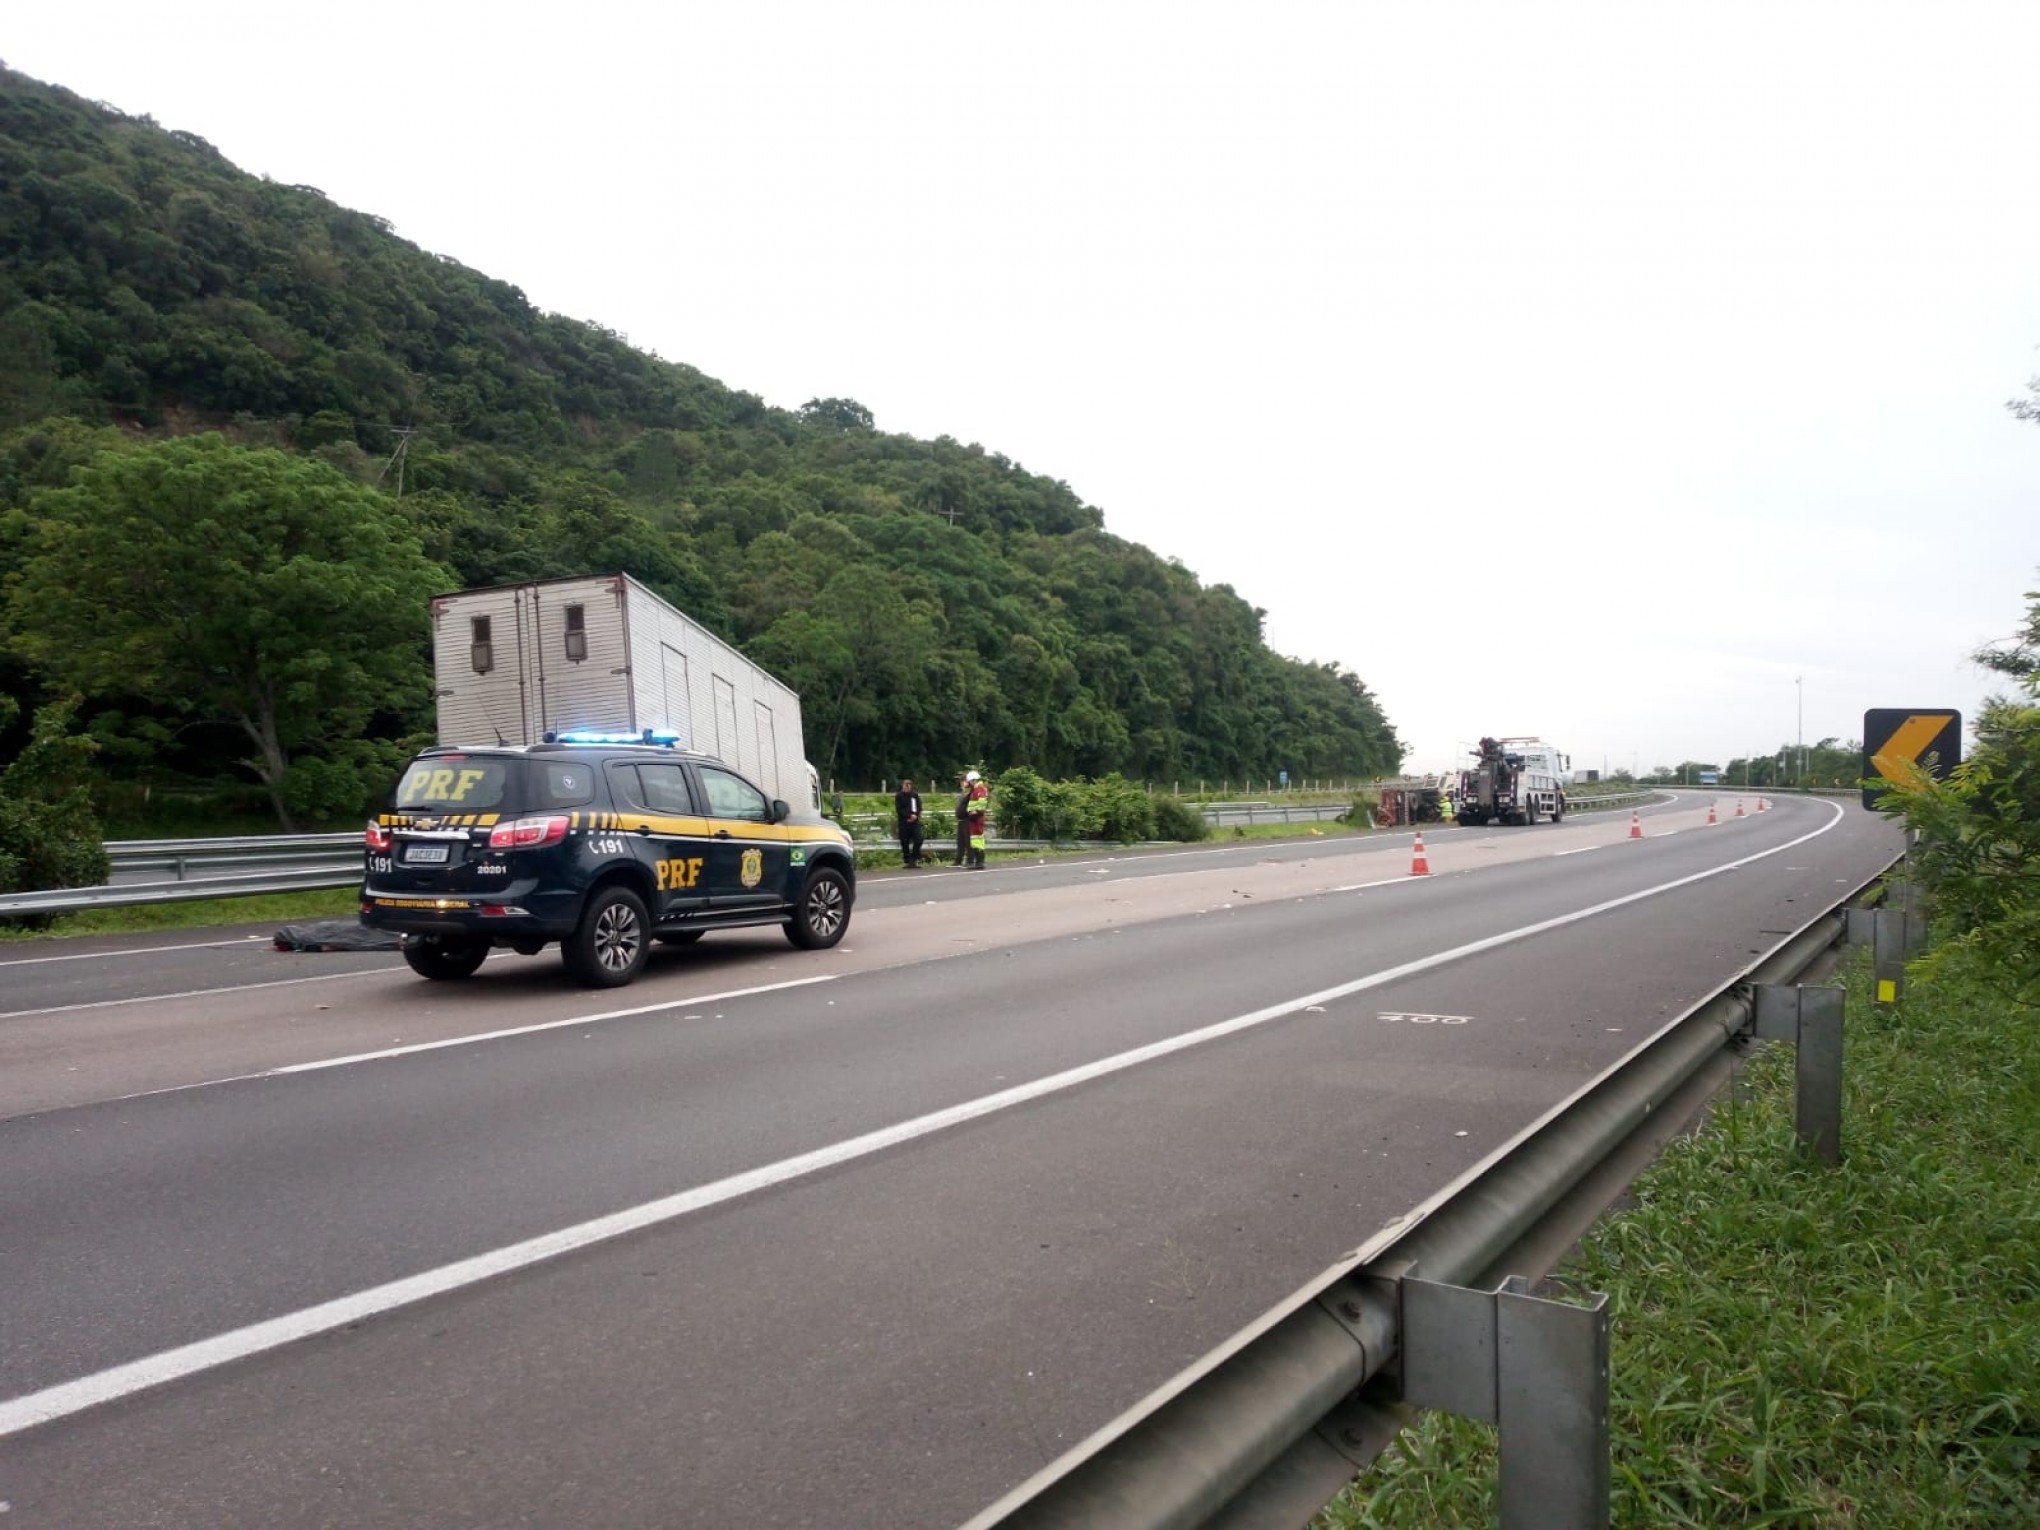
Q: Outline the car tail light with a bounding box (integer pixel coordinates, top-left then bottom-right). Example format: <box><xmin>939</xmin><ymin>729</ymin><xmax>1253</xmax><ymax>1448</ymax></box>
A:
<box><xmin>364</xmin><ymin>821</ymin><xmax>393</xmax><ymax>853</ymax></box>
<box><xmin>488</xmin><ymin>815</ymin><xmax>569</xmax><ymax>849</ymax></box>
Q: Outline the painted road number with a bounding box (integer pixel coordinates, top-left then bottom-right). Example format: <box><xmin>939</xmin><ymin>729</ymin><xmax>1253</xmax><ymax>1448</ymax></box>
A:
<box><xmin>1379</xmin><ymin>1011</ymin><xmax>1470</xmax><ymax>1025</ymax></box>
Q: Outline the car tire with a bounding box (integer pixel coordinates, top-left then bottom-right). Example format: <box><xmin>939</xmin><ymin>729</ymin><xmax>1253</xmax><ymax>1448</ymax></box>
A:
<box><xmin>402</xmin><ymin>936</ymin><xmax>489</xmax><ymax>981</ymax></box>
<box><xmin>785</xmin><ymin>866</ymin><xmax>851</xmax><ymax>950</ymax></box>
<box><xmin>562</xmin><ymin>885</ymin><xmax>651</xmax><ymax>987</ymax></box>
<box><xmin>656</xmin><ymin>931</ymin><xmax>705</xmax><ymax>947</ymax></box>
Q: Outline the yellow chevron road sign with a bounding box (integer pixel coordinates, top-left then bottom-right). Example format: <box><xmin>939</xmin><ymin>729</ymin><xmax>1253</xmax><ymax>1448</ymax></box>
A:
<box><xmin>1861</xmin><ymin>708</ymin><xmax>1962</xmax><ymax>807</ymax></box>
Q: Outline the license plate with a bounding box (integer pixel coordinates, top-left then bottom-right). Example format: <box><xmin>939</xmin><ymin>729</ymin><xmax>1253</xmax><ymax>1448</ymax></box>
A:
<box><xmin>404</xmin><ymin>844</ymin><xmax>451</xmax><ymax>865</ymax></box>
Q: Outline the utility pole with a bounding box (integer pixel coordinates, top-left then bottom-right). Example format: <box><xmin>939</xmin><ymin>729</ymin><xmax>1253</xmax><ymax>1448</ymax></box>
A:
<box><xmin>377</xmin><ymin>426</ymin><xmax>415</xmax><ymax>498</ymax></box>
<box><xmin>1796</xmin><ymin>675</ymin><xmax>1804</xmax><ymax>786</ymax></box>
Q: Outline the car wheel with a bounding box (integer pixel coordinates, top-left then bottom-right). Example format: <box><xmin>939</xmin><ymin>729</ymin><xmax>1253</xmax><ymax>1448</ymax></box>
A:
<box><xmin>402</xmin><ymin>936</ymin><xmax>488</xmax><ymax>981</ymax></box>
<box><xmin>656</xmin><ymin>931</ymin><xmax>705</xmax><ymax>947</ymax></box>
<box><xmin>785</xmin><ymin>866</ymin><xmax>851</xmax><ymax>950</ymax></box>
<box><xmin>563</xmin><ymin>885</ymin><xmax>650</xmax><ymax>987</ymax></box>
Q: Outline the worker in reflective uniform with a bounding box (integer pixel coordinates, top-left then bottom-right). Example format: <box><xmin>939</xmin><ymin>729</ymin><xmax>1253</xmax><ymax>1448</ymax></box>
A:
<box><xmin>964</xmin><ymin>769</ymin><xmax>989</xmax><ymax>869</ymax></box>
<box><xmin>1440</xmin><ymin>789</ymin><xmax>1456</xmax><ymax>823</ymax></box>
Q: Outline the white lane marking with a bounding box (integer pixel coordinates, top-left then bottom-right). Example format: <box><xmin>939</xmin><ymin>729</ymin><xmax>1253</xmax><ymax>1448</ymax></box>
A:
<box><xmin>1330</xmin><ymin>876</ymin><xmax>1428</xmax><ymax>893</ymax></box>
<box><xmin>0</xmin><ymin>935</ymin><xmax>270</xmax><ymax>968</ymax></box>
<box><xmin>0</xmin><ymin>800</ymin><xmax>1846</xmax><ymax>1441</ymax></box>
<box><xmin>0</xmin><ymin>967</ymin><xmax>401</xmax><ymax>1021</ymax></box>
<box><xmin>1552</xmin><ymin>847</ymin><xmax>1598</xmax><ymax>857</ymax></box>
<box><xmin>268</xmin><ymin>975</ymin><xmax>839</xmax><ymax>1075</ymax></box>
<box><xmin>92</xmin><ymin>975</ymin><xmax>844</xmax><ymax>1107</ymax></box>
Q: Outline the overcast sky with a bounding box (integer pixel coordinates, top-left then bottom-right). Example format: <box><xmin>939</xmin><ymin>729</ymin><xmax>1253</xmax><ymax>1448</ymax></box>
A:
<box><xmin>10</xmin><ymin>3</ymin><xmax>2038</xmax><ymax>775</ymax></box>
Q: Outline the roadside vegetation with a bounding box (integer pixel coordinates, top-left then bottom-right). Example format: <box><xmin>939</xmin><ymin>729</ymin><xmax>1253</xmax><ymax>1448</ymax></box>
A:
<box><xmin>1320</xmin><ymin>943</ymin><xmax>2039</xmax><ymax>1528</ymax></box>
<box><xmin>0</xmin><ymin>65</ymin><xmax>1403</xmax><ymax>830</ymax></box>
<box><xmin>1322</xmin><ymin>584</ymin><xmax>2040</xmax><ymax>1528</ymax></box>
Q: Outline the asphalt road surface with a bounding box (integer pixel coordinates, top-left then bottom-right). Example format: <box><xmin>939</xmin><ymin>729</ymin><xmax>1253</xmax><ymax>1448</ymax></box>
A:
<box><xmin>0</xmin><ymin>793</ymin><xmax>1903</xmax><ymax>1527</ymax></box>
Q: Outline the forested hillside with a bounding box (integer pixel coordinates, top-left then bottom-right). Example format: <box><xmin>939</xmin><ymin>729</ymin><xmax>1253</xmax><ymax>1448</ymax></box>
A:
<box><xmin>0</xmin><ymin>65</ymin><xmax>1401</xmax><ymax>825</ymax></box>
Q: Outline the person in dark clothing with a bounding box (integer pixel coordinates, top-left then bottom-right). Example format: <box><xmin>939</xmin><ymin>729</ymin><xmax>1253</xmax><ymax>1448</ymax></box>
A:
<box><xmin>894</xmin><ymin>779</ymin><xmax>924</xmax><ymax>867</ymax></box>
<box><xmin>953</xmin><ymin>772</ymin><xmax>972</xmax><ymax>866</ymax></box>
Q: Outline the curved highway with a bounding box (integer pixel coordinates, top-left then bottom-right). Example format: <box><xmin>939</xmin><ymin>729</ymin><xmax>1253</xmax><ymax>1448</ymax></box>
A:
<box><xmin>0</xmin><ymin>792</ymin><xmax>1898</xmax><ymax>1527</ymax></box>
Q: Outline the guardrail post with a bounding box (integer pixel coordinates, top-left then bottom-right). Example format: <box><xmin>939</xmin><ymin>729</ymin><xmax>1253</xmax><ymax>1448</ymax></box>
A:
<box><xmin>1844</xmin><ymin>896</ymin><xmax>1926</xmax><ymax>1008</ymax></box>
<box><xmin>1400</xmin><ymin>1273</ymin><xmax>1610</xmax><ymax>1529</ymax></box>
<box><xmin>1874</xmin><ymin>903</ymin><xmax>1925</xmax><ymax>1006</ymax></box>
<box><xmin>1751</xmin><ymin>984</ymin><xmax>1846</xmax><ymax>1162</ymax></box>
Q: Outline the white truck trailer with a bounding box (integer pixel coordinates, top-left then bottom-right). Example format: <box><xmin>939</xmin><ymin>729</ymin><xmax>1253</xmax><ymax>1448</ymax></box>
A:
<box><xmin>429</xmin><ymin>573</ymin><xmax>820</xmax><ymax>812</ymax></box>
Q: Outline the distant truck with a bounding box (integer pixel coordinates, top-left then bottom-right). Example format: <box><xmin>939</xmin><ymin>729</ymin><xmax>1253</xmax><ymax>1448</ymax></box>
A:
<box><xmin>1453</xmin><ymin>735</ymin><xmax>1569</xmax><ymax>826</ymax></box>
<box><xmin>430</xmin><ymin>573</ymin><xmax>821</xmax><ymax>814</ymax></box>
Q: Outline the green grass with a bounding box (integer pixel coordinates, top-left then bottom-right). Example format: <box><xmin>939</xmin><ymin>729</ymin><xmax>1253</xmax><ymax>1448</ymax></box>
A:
<box><xmin>1319</xmin><ymin>944</ymin><xmax>2040</xmax><ymax>1528</ymax></box>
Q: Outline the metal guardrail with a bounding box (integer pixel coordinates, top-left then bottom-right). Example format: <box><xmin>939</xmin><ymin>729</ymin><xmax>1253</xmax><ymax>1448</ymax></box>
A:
<box><xmin>0</xmin><ymin>865</ymin><xmax>362</xmax><ymax>917</ymax></box>
<box><xmin>0</xmin><ymin>833</ymin><xmax>366</xmax><ymax>917</ymax></box>
<box><xmin>1562</xmin><ymin>789</ymin><xmax>1655</xmax><ymax>813</ymax></box>
<box><xmin>0</xmin><ymin>789</ymin><xmax>1666</xmax><ymax>918</ymax></box>
<box><xmin>966</xmin><ymin>847</ymin><xmax>1905</xmax><ymax>1527</ymax></box>
<box><xmin>2</xmin><ymin>831</ymin><xmax>1155</xmax><ymax>917</ymax></box>
<box><xmin>105</xmin><ymin>832</ymin><xmax>362</xmax><ymax>879</ymax></box>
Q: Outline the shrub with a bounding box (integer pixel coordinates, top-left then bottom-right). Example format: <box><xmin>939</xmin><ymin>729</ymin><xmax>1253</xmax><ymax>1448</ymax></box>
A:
<box><xmin>1150</xmin><ymin>793</ymin><xmax>1208</xmax><ymax>842</ymax></box>
<box><xmin>992</xmin><ymin>768</ymin><xmax>1156</xmax><ymax>843</ymax></box>
<box><xmin>1089</xmin><ymin>773</ymin><xmax>1156</xmax><ymax>843</ymax></box>
<box><xmin>0</xmin><ymin>696</ymin><xmax>111</xmax><ymax>925</ymax></box>
<box><xmin>990</xmin><ymin>765</ymin><xmax>1052</xmax><ymax>838</ymax></box>
<box><xmin>1339</xmin><ymin>790</ymin><xmax>1381</xmax><ymax>828</ymax></box>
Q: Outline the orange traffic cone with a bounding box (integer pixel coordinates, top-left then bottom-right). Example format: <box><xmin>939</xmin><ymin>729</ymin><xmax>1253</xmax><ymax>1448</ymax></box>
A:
<box><xmin>1757</xmin><ymin>797</ymin><xmax>1768</xmax><ymax>812</ymax></box>
<box><xmin>1736</xmin><ymin>799</ymin><xmax>1746</xmax><ymax>817</ymax></box>
<box><xmin>1629</xmin><ymin>809</ymin><xmax>1644</xmax><ymax>840</ymax></box>
<box><xmin>1410</xmin><ymin>831</ymin><xmax>1431</xmax><ymax>876</ymax></box>
<box><xmin>1706</xmin><ymin>800</ymin><xmax>1718</xmax><ymax>825</ymax></box>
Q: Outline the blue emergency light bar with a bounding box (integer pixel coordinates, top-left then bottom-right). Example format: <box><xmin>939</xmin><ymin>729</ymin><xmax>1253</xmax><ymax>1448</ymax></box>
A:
<box><xmin>544</xmin><ymin>728</ymin><xmax>685</xmax><ymax>746</ymax></box>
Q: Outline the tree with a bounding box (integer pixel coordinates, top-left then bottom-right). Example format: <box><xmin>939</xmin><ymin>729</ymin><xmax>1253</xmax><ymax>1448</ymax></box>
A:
<box><xmin>0</xmin><ymin>70</ymin><xmax>1409</xmax><ymax>799</ymax></box>
<box><xmin>1875</xmin><ymin>583</ymin><xmax>2040</xmax><ymax>997</ymax></box>
<box><xmin>8</xmin><ymin>435</ymin><xmax>451</xmax><ymax>827</ymax></box>
<box><xmin>0</xmin><ymin>695</ymin><xmax>109</xmax><ymax>914</ymax></box>
<box><xmin>748</xmin><ymin>565</ymin><xmax>940</xmax><ymax>780</ymax></box>
<box><xmin>799</xmin><ymin>397</ymin><xmax>874</xmax><ymax>432</ymax></box>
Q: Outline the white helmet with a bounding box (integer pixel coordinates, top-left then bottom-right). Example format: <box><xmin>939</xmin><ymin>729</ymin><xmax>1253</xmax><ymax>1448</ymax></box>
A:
<box><xmin>965</xmin><ymin>770</ymin><xmax>981</xmax><ymax>783</ymax></box>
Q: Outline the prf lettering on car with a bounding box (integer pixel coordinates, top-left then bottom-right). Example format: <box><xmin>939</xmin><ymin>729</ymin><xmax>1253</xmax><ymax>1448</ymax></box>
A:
<box><xmin>656</xmin><ymin>857</ymin><xmax>705</xmax><ymax>890</ymax></box>
<box><xmin>402</xmin><ymin>766</ymin><xmax>490</xmax><ymax>803</ymax></box>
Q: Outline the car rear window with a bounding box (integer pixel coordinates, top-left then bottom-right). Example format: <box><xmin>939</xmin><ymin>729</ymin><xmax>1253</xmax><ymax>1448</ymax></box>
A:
<box><xmin>393</xmin><ymin>757</ymin><xmax>512</xmax><ymax>813</ymax></box>
<box><xmin>393</xmin><ymin>754</ymin><xmax>604</xmax><ymax>814</ymax></box>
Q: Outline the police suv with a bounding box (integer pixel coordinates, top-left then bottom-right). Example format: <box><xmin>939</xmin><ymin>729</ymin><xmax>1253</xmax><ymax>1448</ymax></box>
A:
<box><xmin>361</xmin><ymin>731</ymin><xmax>856</xmax><ymax>988</ymax></box>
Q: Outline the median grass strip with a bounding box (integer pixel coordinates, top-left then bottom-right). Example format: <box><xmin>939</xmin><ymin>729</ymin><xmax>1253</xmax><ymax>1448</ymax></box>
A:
<box><xmin>1319</xmin><ymin>943</ymin><xmax>2040</xmax><ymax>1528</ymax></box>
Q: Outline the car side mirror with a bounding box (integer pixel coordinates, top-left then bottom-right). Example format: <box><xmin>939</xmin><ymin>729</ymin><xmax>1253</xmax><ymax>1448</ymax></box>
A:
<box><xmin>769</xmin><ymin>798</ymin><xmax>789</xmax><ymax>824</ymax></box>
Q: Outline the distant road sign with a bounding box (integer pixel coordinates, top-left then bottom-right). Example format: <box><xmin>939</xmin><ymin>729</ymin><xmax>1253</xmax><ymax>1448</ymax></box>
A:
<box><xmin>1861</xmin><ymin>708</ymin><xmax>1962</xmax><ymax>808</ymax></box>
